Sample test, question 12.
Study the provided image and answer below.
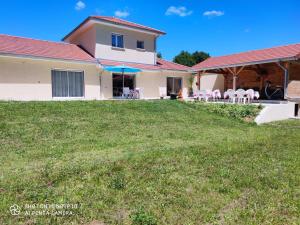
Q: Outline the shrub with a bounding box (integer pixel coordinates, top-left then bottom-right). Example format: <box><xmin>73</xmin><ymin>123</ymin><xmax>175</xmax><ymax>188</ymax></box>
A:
<box><xmin>195</xmin><ymin>103</ymin><xmax>262</xmax><ymax>121</ymax></box>
<box><xmin>130</xmin><ymin>207</ymin><xmax>157</xmax><ymax>225</ymax></box>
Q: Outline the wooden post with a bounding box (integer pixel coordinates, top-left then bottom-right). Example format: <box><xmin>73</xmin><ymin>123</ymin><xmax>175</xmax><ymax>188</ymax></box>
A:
<box><xmin>283</xmin><ymin>62</ymin><xmax>290</xmax><ymax>99</ymax></box>
<box><xmin>197</xmin><ymin>72</ymin><xmax>201</xmax><ymax>90</ymax></box>
<box><xmin>227</xmin><ymin>66</ymin><xmax>244</xmax><ymax>91</ymax></box>
<box><xmin>259</xmin><ymin>75</ymin><xmax>265</xmax><ymax>92</ymax></box>
<box><xmin>233</xmin><ymin>75</ymin><xmax>237</xmax><ymax>91</ymax></box>
<box><xmin>277</xmin><ymin>62</ymin><xmax>290</xmax><ymax>99</ymax></box>
<box><xmin>223</xmin><ymin>74</ymin><xmax>228</xmax><ymax>91</ymax></box>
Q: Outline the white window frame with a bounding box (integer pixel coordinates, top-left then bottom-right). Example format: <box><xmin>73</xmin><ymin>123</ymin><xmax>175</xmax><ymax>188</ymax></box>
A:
<box><xmin>136</xmin><ymin>40</ymin><xmax>145</xmax><ymax>50</ymax></box>
<box><xmin>111</xmin><ymin>33</ymin><xmax>124</xmax><ymax>49</ymax></box>
<box><xmin>51</xmin><ymin>68</ymin><xmax>85</xmax><ymax>99</ymax></box>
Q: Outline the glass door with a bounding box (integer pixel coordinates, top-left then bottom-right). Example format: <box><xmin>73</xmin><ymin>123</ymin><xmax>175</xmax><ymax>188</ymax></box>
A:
<box><xmin>113</xmin><ymin>74</ymin><xmax>135</xmax><ymax>97</ymax></box>
<box><xmin>167</xmin><ymin>77</ymin><xmax>182</xmax><ymax>96</ymax></box>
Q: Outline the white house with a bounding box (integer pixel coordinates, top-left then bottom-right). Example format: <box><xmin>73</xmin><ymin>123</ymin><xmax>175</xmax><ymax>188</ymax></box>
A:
<box><xmin>0</xmin><ymin>16</ymin><xmax>192</xmax><ymax>101</ymax></box>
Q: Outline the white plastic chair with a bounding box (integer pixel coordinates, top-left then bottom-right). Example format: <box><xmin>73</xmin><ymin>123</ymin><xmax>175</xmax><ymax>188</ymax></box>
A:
<box><xmin>197</xmin><ymin>90</ymin><xmax>207</xmax><ymax>101</ymax></box>
<box><xmin>196</xmin><ymin>90</ymin><xmax>212</xmax><ymax>102</ymax></box>
<box><xmin>224</xmin><ymin>89</ymin><xmax>232</xmax><ymax>99</ymax></box>
<box><xmin>235</xmin><ymin>89</ymin><xmax>247</xmax><ymax>104</ymax></box>
<box><xmin>212</xmin><ymin>89</ymin><xmax>221</xmax><ymax>101</ymax></box>
<box><xmin>254</xmin><ymin>91</ymin><xmax>260</xmax><ymax>100</ymax></box>
<box><xmin>224</xmin><ymin>89</ymin><xmax>236</xmax><ymax>103</ymax></box>
<box><xmin>245</xmin><ymin>89</ymin><xmax>255</xmax><ymax>103</ymax></box>
<box><xmin>122</xmin><ymin>87</ymin><xmax>130</xmax><ymax>99</ymax></box>
<box><xmin>135</xmin><ymin>88</ymin><xmax>144</xmax><ymax>99</ymax></box>
<box><xmin>159</xmin><ymin>87</ymin><xmax>167</xmax><ymax>99</ymax></box>
<box><xmin>205</xmin><ymin>90</ymin><xmax>213</xmax><ymax>102</ymax></box>
<box><xmin>193</xmin><ymin>90</ymin><xmax>200</xmax><ymax>100</ymax></box>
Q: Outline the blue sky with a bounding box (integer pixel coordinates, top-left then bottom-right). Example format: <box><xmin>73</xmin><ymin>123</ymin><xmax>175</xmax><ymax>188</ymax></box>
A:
<box><xmin>0</xmin><ymin>0</ymin><xmax>299</xmax><ymax>61</ymax></box>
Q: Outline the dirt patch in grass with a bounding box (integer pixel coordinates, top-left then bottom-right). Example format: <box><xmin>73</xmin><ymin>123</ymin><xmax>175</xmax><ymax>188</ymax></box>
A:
<box><xmin>211</xmin><ymin>189</ymin><xmax>255</xmax><ymax>225</ymax></box>
<box><xmin>86</xmin><ymin>220</ymin><xmax>107</xmax><ymax>225</ymax></box>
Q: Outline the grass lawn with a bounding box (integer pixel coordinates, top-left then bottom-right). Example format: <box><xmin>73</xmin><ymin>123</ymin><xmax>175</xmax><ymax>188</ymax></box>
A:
<box><xmin>0</xmin><ymin>100</ymin><xmax>299</xmax><ymax>225</ymax></box>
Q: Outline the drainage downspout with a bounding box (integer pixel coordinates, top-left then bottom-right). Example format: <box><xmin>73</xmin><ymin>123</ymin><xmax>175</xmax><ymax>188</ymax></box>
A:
<box><xmin>96</xmin><ymin>60</ymin><xmax>103</xmax><ymax>100</ymax></box>
<box><xmin>277</xmin><ymin>62</ymin><xmax>289</xmax><ymax>100</ymax></box>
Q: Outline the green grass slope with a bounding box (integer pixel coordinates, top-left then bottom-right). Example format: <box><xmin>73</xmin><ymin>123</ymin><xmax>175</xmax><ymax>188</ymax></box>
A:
<box><xmin>0</xmin><ymin>101</ymin><xmax>299</xmax><ymax>225</ymax></box>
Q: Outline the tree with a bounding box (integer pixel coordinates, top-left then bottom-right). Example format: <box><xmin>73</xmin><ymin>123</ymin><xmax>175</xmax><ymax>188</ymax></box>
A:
<box><xmin>173</xmin><ymin>51</ymin><xmax>195</xmax><ymax>67</ymax></box>
<box><xmin>173</xmin><ymin>51</ymin><xmax>210</xmax><ymax>67</ymax></box>
<box><xmin>157</xmin><ymin>52</ymin><xmax>162</xmax><ymax>59</ymax></box>
<box><xmin>192</xmin><ymin>51</ymin><xmax>210</xmax><ymax>64</ymax></box>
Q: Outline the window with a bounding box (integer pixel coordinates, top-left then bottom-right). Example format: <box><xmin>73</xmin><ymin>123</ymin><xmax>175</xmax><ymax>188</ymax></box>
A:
<box><xmin>52</xmin><ymin>70</ymin><xmax>84</xmax><ymax>97</ymax></box>
<box><xmin>137</xmin><ymin>40</ymin><xmax>144</xmax><ymax>49</ymax></box>
<box><xmin>167</xmin><ymin>77</ymin><xmax>182</xmax><ymax>96</ymax></box>
<box><xmin>112</xmin><ymin>34</ymin><xmax>124</xmax><ymax>48</ymax></box>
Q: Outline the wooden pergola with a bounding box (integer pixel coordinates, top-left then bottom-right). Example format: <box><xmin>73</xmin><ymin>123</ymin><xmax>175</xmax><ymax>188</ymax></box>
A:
<box><xmin>192</xmin><ymin>43</ymin><xmax>300</xmax><ymax>100</ymax></box>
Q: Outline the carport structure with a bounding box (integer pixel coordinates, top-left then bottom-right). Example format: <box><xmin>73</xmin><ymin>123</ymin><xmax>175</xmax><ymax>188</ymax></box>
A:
<box><xmin>192</xmin><ymin>43</ymin><xmax>300</xmax><ymax>100</ymax></box>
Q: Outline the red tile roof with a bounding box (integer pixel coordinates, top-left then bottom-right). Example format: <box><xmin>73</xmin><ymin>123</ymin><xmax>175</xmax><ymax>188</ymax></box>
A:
<box><xmin>91</xmin><ymin>16</ymin><xmax>166</xmax><ymax>35</ymax></box>
<box><xmin>0</xmin><ymin>34</ymin><xmax>189</xmax><ymax>72</ymax></box>
<box><xmin>63</xmin><ymin>16</ymin><xmax>166</xmax><ymax>41</ymax></box>
<box><xmin>99</xmin><ymin>58</ymin><xmax>190</xmax><ymax>71</ymax></box>
<box><xmin>193</xmin><ymin>43</ymin><xmax>300</xmax><ymax>71</ymax></box>
<box><xmin>0</xmin><ymin>34</ymin><xmax>96</xmax><ymax>63</ymax></box>
<box><xmin>156</xmin><ymin>58</ymin><xmax>190</xmax><ymax>71</ymax></box>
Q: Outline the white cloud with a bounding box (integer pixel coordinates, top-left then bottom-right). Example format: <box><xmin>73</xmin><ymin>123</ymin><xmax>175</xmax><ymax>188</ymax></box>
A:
<box><xmin>165</xmin><ymin>6</ymin><xmax>193</xmax><ymax>17</ymax></box>
<box><xmin>114</xmin><ymin>10</ymin><xmax>130</xmax><ymax>18</ymax></box>
<box><xmin>203</xmin><ymin>10</ymin><xmax>224</xmax><ymax>17</ymax></box>
<box><xmin>75</xmin><ymin>1</ymin><xmax>86</xmax><ymax>11</ymax></box>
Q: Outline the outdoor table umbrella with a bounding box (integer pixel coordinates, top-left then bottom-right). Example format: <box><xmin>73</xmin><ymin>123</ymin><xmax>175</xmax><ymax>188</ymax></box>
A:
<box><xmin>103</xmin><ymin>65</ymin><xmax>141</xmax><ymax>90</ymax></box>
